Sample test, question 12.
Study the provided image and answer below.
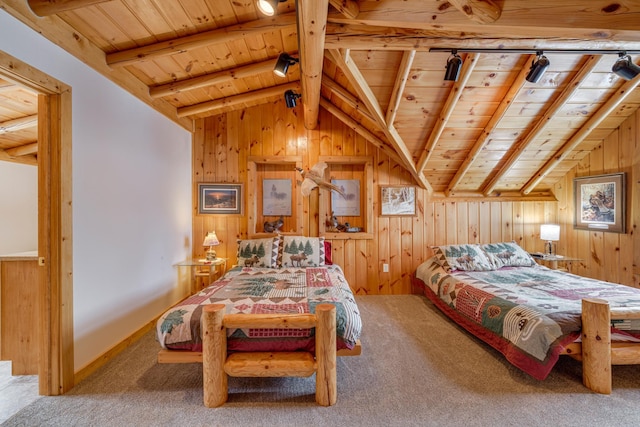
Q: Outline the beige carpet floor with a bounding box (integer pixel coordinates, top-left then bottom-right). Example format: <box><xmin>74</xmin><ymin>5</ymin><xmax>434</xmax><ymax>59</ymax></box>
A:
<box><xmin>4</xmin><ymin>295</ymin><xmax>640</xmax><ymax>426</ymax></box>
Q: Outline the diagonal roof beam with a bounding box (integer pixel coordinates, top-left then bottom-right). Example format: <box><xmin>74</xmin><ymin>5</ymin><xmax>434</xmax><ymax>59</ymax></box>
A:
<box><xmin>322</xmin><ymin>74</ymin><xmax>376</xmax><ymax>124</ymax></box>
<box><xmin>149</xmin><ymin>59</ymin><xmax>283</xmax><ymax>98</ymax></box>
<box><xmin>385</xmin><ymin>50</ymin><xmax>415</xmax><ymax>126</ymax></box>
<box><xmin>416</xmin><ymin>53</ymin><xmax>479</xmax><ymax>173</ymax></box>
<box><xmin>329</xmin><ymin>0</ymin><xmax>359</xmax><ymax>19</ymax></box>
<box><xmin>107</xmin><ymin>13</ymin><xmax>297</xmax><ymax>68</ymax></box>
<box><xmin>448</xmin><ymin>0</ymin><xmax>502</xmax><ymax>24</ymax></box>
<box><xmin>177</xmin><ymin>81</ymin><xmax>300</xmax><ymax>118</ymax></box>
<box><xmin>445</xmin><ymin>53</ymin><xmax>535</xmax><ymax>196</ymax></box>
<box><xmin>27</xmin><ymin>0</ymin><xmax>110</xmax><ymax>16</ymax></box>
<box><xmin>0</xmin><ymin>146</ymin><xmax>37</xmax><ymax>165</ymax></box>
<box><xmin>297</xmin><ymin>0</ymin><xmax>328</xmax><ymax>130</ymax></box>
<box><xmin>320</xmin><ymin>98</ymin><xmax>405</xmax><ymax>166</ymax></box>
<box><xmin>483</xmin><ymin>55</ymin><xmax>602</xmax><ymax>196</ymax></box>
<box><xmin>326</xmin><ymin>48</ymin><xmax>431</xmax><ymax>191</ymax></box>
<box><xmin>521</xmin><ymin>72</ymin><xmax>640</xmax><ymax>194</ymax></box>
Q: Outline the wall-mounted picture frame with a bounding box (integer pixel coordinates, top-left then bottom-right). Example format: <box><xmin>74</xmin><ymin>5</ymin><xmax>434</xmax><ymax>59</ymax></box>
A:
<box><xmin>198</xmin><ymin>183</ymin><xmax>243</xmax><ymax>215</ymax></box>
<box><xmin>573</xmin><ymin>172</ymin><xmax>625</xmax><ymax>233</ymax></box>
<box><xmin>263</xmin><ymin>179</ymin><xmax>292</xmax><ymax>216</ymax></box>
<box><xmin>381</xmin><ymin>185</ymin><xmax>416</xmax><ymax>216</ymax></box>
<box><xmin>331</xmin><ymin>179</ymin><xmax>360</xmax><ymax>216</ymax></box>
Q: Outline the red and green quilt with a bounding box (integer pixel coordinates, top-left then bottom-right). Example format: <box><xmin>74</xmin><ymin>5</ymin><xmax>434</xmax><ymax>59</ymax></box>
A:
<box><xmin>157</xmin><ymin>265</ymin><xmax>362</xmax><ymax>353</ymax></box>
<box><xmin>414</xmin><ymin>258</ymin><xmax>640</xmax><ymax>380</ymax></box>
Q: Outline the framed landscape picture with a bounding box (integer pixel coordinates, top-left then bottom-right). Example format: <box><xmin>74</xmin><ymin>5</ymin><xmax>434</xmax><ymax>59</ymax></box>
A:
<box><xmin>331</xmin><ymin>179</ymin><xmax>361</xmax><ymax>216</ymax></box>
<box><xmin>380</xmin><ymin>186</ymin><xmax>416</xmax><ymax>216</ymax></box>
<box><xmin>262</xmin><ymin>179</ymin><xmax>292</xmax><ymax>216</ymax></box>
<box><xmin>198</xmin><ymin>183</ymin><xmax>243</xmax><ymax>215</ymax></box>
<box><xmin>573</xmin><ymin>173</ymin><xmax>625</xmax><ymax>233</ymax></box>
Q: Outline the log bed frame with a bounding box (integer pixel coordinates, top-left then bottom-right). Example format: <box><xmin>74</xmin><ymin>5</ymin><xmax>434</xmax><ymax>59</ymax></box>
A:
<box><xmin>157</xmin><ymin>303</ymin><xmax>362</xmax><ymax>407</ymax></box>
<box><xmin>561</xmin><ymin>298</ymin><xmax>640</xmax><ymax>394</ymax></box>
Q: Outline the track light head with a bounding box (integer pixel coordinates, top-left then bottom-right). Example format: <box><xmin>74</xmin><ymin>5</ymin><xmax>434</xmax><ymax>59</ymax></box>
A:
<box><xmin>444</xmin><ymin>51</ymin><xmax>463</xmax><ymax>81</ymax></box>
<box><xmin>526</xmin><ymin>52</ymin><xmax>550</xmax><ymax>83</ymax></box>
<box><xmin>273</xmin><ymin>53</ymin><xmax>299</xmax><ymax>77</ymax></box>
<box><xmin>284</xmin><ymin>90</ymin><xmax>301</xmax><ymax>108</ymax></box>
<box><xmin>612</xmin><ymin>53</ymin><xmax>640</xmax><ymax>80</ymax></box>
<box><xmin>256</xmin><ymin>0</ymin><xmax>286</xmax><ymax>16</ymax></box>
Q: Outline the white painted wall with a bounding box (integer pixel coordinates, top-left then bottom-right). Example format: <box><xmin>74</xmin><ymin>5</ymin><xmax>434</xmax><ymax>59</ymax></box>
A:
<box><xmin>0</xmin><ymin>11</ymin><xmax>193</xmax><ymax>370</ymax></box>
<box><xmin>0</xmin><ymin>162</ymin><xmax>38</xmax><ymax>255</ymax></box>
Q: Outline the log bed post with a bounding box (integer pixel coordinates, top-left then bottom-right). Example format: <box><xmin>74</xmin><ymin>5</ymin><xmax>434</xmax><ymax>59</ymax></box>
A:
<box><xmin>203</xmin><ymin>304</ymin><xmax>228</xmax><ymax>407</ymax></box>
<box><xmin>582</xmin><ymin>298</ymin><xmax>612</xmax><ymax>394</ymax></box>
<box><xmin>315</xmin><ymin>303</ymin><xmax>337</xmax><ymax>406</ymax></box>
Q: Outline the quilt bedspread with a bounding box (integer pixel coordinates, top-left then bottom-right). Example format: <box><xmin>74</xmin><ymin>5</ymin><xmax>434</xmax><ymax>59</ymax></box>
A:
<box><xmin>415</xmin><ymin>258</ymin><xmax>640</xmax><ymax>380</ymax></box>
<box><xmin>157</xmin><ymin>265</ymin><xmax>362</xmax><ymax>353</ymax></box>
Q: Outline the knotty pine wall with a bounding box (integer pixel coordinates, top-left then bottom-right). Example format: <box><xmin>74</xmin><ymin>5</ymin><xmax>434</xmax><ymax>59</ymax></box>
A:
<box><xmin>553</xmin><ymin>109</ymin><xmax>640</xmax><ymax>288</ymax></box>
<box><xmin>192</xmin><ymin>100</ymin><xmax>557</xmax><ymax>295</ymax></box>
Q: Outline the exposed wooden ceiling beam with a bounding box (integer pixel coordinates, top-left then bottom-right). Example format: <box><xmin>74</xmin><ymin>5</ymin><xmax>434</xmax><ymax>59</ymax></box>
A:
<box><xmin>416</xmin><ymin>53</ymin><xmax>479</xmax><ymax>173</ymax></box>
<box><xmin>107</xmin><ymin>13</ymin><xmax>297</xmax><ymax>68</ymax></box>
<box><xmin>320</xmin><ymin>98</ymin><xmax>405</xmax><ymax>166</ymax></box>
<box><xmin>329</xmin><ymin>0</ymin><xmax>359</xmax><ymax>19</ymax></box>
<box><xmin>483</xmin><ymin>55</ymin><xmax>603</xmax><ymax>196</ymax></box>
<box><xmin>521</xmin><ymin>73</ymin><xmax>640</xmax><ymax>195</ymax></box>
<box><xmin>2</xmin><ymin>0</ymin><xmax>192</xmax><ymax>130</ymax></box>
<box><xmin>327</xmin><ymin>1</ymin><xmax>640</xmax><ymax>35</ymax></box>
<box><xmin>177</xmin><ymin>81</ymin><xmax>300</xmax><ymax>118</ymax></box>
<box><xmin>27</xmin><ymin>0</ymin><xmax>110</xmax><ymax>16</ymax></box>
<box><xmin>0</xmin><ymin>114</ymin><xmax>38</xmax><ymax>134</ymax></box>
<box><xmin>297</xmin><ymin>0</ymin><xmax>328</xmax><ymax>130</ymax></box>
<box><xmin>445</xmin><ymin>53</ymin><xmax>535</xmax><ymax>197</ymax></box>
<box><xmin>6</xmin><ymin>141</ymin><xmax>38</xmax><ymax>156</ymax></box>
<box><xmin>385</xmin><ymin>50</ymin><xmax>415</xmax><ymax>126</ymax></box>
<box><xmin>321</xmin><ymin>74</ymin><xmax>376</xmax><ymax>124</ymax></box>
<box><xmin>448</xmin><ymin>0</ymin><xmax>502</xmax><ymax>24</ymax></box>
<box><xmin>0</xmin><ymin>147</ymin><xmax>37</xmax><ymax>165</ymax></box>
<box><xmin>324</xmin><ymin>24</ymin><xmax>640</xmax><ymax>51</ymax></box>
<box><xmin>326</xmin><ymin>48</ymin><xmax>431</xmax><ymax>192</ymax></box>
<box><xmin>150</xmin><ymin>59</ymin><xmax>284</xmax><ymax>98</ymax></box>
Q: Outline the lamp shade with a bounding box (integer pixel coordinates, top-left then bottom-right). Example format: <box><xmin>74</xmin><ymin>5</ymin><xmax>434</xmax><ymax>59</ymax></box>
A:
<box><xmin>540</xmin><ymin>224</ymin><xmax>560</xmax><ymax>241</ymax></box>
<box><xmin>203</xmin><ymin>231</ymin><xmax>220</xmax><ymax>247</ymax></box>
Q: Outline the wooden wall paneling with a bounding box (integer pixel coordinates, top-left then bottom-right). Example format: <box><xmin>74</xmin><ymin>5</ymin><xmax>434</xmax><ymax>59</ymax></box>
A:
<box><xmin>400</xmin><ymin>215</ymin><xmax>413</xmax><ymax>294</ymax></box>
<box><xmin>626</xmin><ymin>111</ymin><xmax>640</xmax><ymax>287</ymax></box>
<box><xmin>434</xmin><ymin>202</ymin><xmax>446</xmax><ymax>245</ymax></box>
<box><xmin>489</xmin><ymin>202</ymin><xmax>501</xmax><ymax>243</ymax></box>
<box><xmin>376</xmin><ymin>152</ymin><xmax>390</xmax><ymax>294</ymax></box>
<box><xmin>603</xmin><ymin>130</ymin><xmax>621</xmax><ymax>284</ymax></box>
<box><xmin>413</xmin><ymin>189</ymin><xmax>426</xmax><ymax>271</ymax></box>
<box><xmin>456</xmin><ymin>202</ymin><xmax>468</xmax><ymax>244</ymax></box>
<box><xmin>445</xmin><ymin>202</ymin><xmax>457</xmax><ymax>244</ymax></box>
<box><xmin>500</xmin><ymin>202</ymin><xmax>513</xmax><ymax>243</ymax></box>
<box><xmin>467</xmin><ymin>202</ymin><xmax>479</xmax><ymax>243</ymax></box>
<box><xmin>478</xmin><ymin>202</ymin><xmax>490</xmax><ymax>243</ymax></box>
<box><xmin>511</xmin><ymin>201</ymin><xmax>524</xmax><ymax>247</ymax></box>
<box><xmin>588</xmin><ymin>142</ymin><xmax>605</xmax><ymax>278</ymax></box>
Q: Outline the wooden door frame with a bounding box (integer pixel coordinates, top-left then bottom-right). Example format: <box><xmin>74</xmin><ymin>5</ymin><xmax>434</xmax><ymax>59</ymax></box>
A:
<box><xmin>0</xmin><ymin>51</ymin><xmax>74</xmax><ymax>395</ymax></box>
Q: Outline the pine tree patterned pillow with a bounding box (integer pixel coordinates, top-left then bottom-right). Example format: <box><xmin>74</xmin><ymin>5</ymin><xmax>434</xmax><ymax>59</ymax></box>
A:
<box><xmin>481</xmin><ymin>241</ymin><xmax>537</xmax><ymax>268</ymax></box>
<box><xmin>431</xmin><ymin>244</ymin><xmax>495</xmax><ymax>272</ymax></box>
<box><xmin>281</xmin><ymin>236</ymin><xmax>325</xmax><ymax>268</ymax></box>
<box><xmin>236</xmin><ymin>237</ymin><xmax>280</xmax><ymax>268</ymax></box>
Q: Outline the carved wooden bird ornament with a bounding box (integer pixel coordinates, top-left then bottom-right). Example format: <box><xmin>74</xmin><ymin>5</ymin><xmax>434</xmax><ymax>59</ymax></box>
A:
<box><xmin>296</xmin><ymin>162</ymin><xmax>346</xmax><ymax>198</ymax></box>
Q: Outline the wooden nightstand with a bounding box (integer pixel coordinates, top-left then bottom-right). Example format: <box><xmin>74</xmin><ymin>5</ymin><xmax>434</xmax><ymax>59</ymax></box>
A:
<box><xmin>535</xmin><ymin>255</ymin><xmax>582</xmax><ymax>272</ymax></box>
<box><xmin>175</xmin><ymin>258</ymin><xmax>227</xmax><ymax>294</ymax></box>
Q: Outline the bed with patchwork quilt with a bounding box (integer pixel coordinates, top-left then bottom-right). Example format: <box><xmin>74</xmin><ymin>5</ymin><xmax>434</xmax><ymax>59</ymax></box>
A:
<box><xmin>157</xmin><ymin>264</ymin><xmax>361</xmax><ymax>353</ymax></box>
<box><xmin>156</xmin><ymin>235</ymin><xmax>362</xmax><ymax>407</ymax></box>
<box><xmin>412</xmin><ymin>242</ymin><xmax>640</xmax><ymax>393</ymax></box>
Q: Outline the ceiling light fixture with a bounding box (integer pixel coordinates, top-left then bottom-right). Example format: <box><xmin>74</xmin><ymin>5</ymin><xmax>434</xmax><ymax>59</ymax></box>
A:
<box><xmin>256</xmin><ymin>0</ymin><xmax>286</xmax><ymax>16</ymax></box>
<box><xmin>444</xmin><ymin>50</ymin><xmax>463</xmax><ymax>81</ymax></box>
<box><xmin>612</xmin><ymin>52</ymin><xmax>640</xmax><ymax>80</ymax></box>
<box><xmin>284</xmin><ymin>90</ymin><xmax>301</xmax><ymax>108</ymax></box>
<box><xmin>526</xmin><ymin>51</ymin><xmax>550</xmax><ymax>83</ymax></box>
<box><xmin>273</xmin><ymin>53</ymin><xmax>299</xmax><ymax>77</ymax></box>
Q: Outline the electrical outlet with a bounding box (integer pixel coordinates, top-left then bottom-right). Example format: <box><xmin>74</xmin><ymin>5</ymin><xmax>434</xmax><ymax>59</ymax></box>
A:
<box><xmin>383</xmin><ymin>263</ymin><xmax>389</xmax><ymax>273</ymax></box>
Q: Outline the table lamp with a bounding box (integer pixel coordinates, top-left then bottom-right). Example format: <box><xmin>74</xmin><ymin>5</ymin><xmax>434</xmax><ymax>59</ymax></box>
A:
<box><xmin>203</xmin><ymin>231</ymin><xmax>220</xmax><ymax>261</ymax></box>
<box><xmin>540</xmin><ymin>224</ymin><xmax>560</xmax><ymax>257</ymax></box>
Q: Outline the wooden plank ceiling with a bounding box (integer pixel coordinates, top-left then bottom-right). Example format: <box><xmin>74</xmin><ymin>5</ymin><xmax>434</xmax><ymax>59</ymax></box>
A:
<box><xmin>3</xmin><ymin>0</ymin><xmax>640</xmax><ymax>198</ymax></box>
